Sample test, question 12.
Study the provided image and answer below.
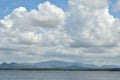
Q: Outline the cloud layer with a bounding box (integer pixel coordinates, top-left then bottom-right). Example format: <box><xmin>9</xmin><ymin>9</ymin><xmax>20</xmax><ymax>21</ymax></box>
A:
<box><xmin>0</xmin><ymin>0</ymin><xmax>120</xmax><ymax>65</ymax></box>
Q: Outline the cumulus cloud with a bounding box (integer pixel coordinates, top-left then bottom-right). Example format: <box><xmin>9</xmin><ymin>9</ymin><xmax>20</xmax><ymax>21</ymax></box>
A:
<box><xmin>63</xmin><ymin>0</ymin><xmax>120</xmax><ymax>65</ymax></box>
<box><xmin>0</xmin><ymin>0</ymin><xmax>120</xmax><ymax>65</ymax></box>
<box><xmin>66</xmin><ymin>0</ymin><xmax>117</xmax><ymax>47</ymax></box>
<box><xmin>0</xmin><ymin>1</ymin><xmax>65</xmax><ymax>32</ymax></box>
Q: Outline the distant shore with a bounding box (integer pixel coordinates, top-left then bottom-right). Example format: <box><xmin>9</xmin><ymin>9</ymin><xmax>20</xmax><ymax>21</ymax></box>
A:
<box><xmin>0</xmin><ymin>68</ymin><xmax>120</xmax><ymax>71</ymax></box>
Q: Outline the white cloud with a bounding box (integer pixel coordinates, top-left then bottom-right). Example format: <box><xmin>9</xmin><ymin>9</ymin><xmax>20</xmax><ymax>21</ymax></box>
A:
<box><xmin>66</xmin><ymin>0</ymin><xmax>118</xmax><ymax>47</ymax></box>
<box><xmin>69</xmin><ymin>0</ymin><xmax>108</xmax><ymax>10</ymax></box>
<box><xmin>0</xmin><ymin>1</ymin><xmax>65</xmax><ymax>32</ymax></box>
<box><xmin>13</xmin><ymin>32</ymin><xmax>41</xmax><ymax>44</ymax></box>
<box><xmin>1</xmin><ymin>0</ymin><xmax>120</xmax><ymax>65</ymax></box>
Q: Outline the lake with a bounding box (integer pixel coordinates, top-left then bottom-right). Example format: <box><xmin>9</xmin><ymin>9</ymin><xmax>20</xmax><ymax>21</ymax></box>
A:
<box><xmin>0</xmin><ymin>70</ymin><xmax>120</xmax><ymax>80</ymax></box>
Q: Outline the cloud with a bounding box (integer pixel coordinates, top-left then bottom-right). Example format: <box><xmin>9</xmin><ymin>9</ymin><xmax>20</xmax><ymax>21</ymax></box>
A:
<box><xmin>0</xmin><ymin>1</ymin><xmax>65</xmax><ymax>32</ymax></box>
<box><xmin>11</xmin><ymin>31</ymin><xmax>41</xmax><ymax>45</ymax></box>
<box><xmin>66</xmin><ymin>0</ymin><xmax>117</xmax><ymax>48</ymax></box>
<box><xmin>112</xmin><ymin>0</ymin><xmax>120</xmax><ymax>12</ymax></box>
<box><xmin>0</xmin><ymin>0</ymin><xmax>120</xmax><ymax>65</ymax></box>
<box><xmin>69</xmin><ymin>0</ymin><xmax>108</xmax><ymax>9</ymax></box>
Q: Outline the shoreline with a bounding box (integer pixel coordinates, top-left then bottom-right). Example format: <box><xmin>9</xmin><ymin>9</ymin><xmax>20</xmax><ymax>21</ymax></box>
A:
<box><xmin>0</xmin><ymin>68</ymin><xmax>120</xmax><ymax>71</ymax></box>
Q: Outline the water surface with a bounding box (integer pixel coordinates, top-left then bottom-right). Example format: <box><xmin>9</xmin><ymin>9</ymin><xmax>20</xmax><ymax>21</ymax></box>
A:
<box><xmin>0</xmin><ymin>70</ymin><xmax>120</xmax><ymax>80</ymax></box>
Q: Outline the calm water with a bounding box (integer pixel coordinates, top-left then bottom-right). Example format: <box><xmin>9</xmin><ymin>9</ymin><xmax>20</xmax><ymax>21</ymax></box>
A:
<box><xmin>0</xmin><ymin>70</ymin><xmax>120</xmax><ymax>80</ymax></box>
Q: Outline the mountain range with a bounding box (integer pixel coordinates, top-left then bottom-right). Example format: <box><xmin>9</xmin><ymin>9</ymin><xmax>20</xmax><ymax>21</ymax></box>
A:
<box><xmin>0</xmin><ymin>61</ymin><xmax>119</xmax><ymax>70</ymax></box>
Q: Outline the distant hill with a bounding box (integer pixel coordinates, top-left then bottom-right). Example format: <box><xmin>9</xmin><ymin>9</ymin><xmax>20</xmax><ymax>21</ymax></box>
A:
<box><xmin>0</xmin><ymin>61</ymin><xmax>119</xmax><ymax>70</ymax></box>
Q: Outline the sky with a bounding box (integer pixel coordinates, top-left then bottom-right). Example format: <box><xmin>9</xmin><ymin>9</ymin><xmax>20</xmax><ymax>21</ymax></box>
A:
<box><xmin>0</xmin><ymin>0</ymin><xmax>68</xmax><ymax>19</ymax></box>
<box><xmin>0</xmin><ymin>0</ymin><xmax>120</xmax><ymax>66</ymax></box>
